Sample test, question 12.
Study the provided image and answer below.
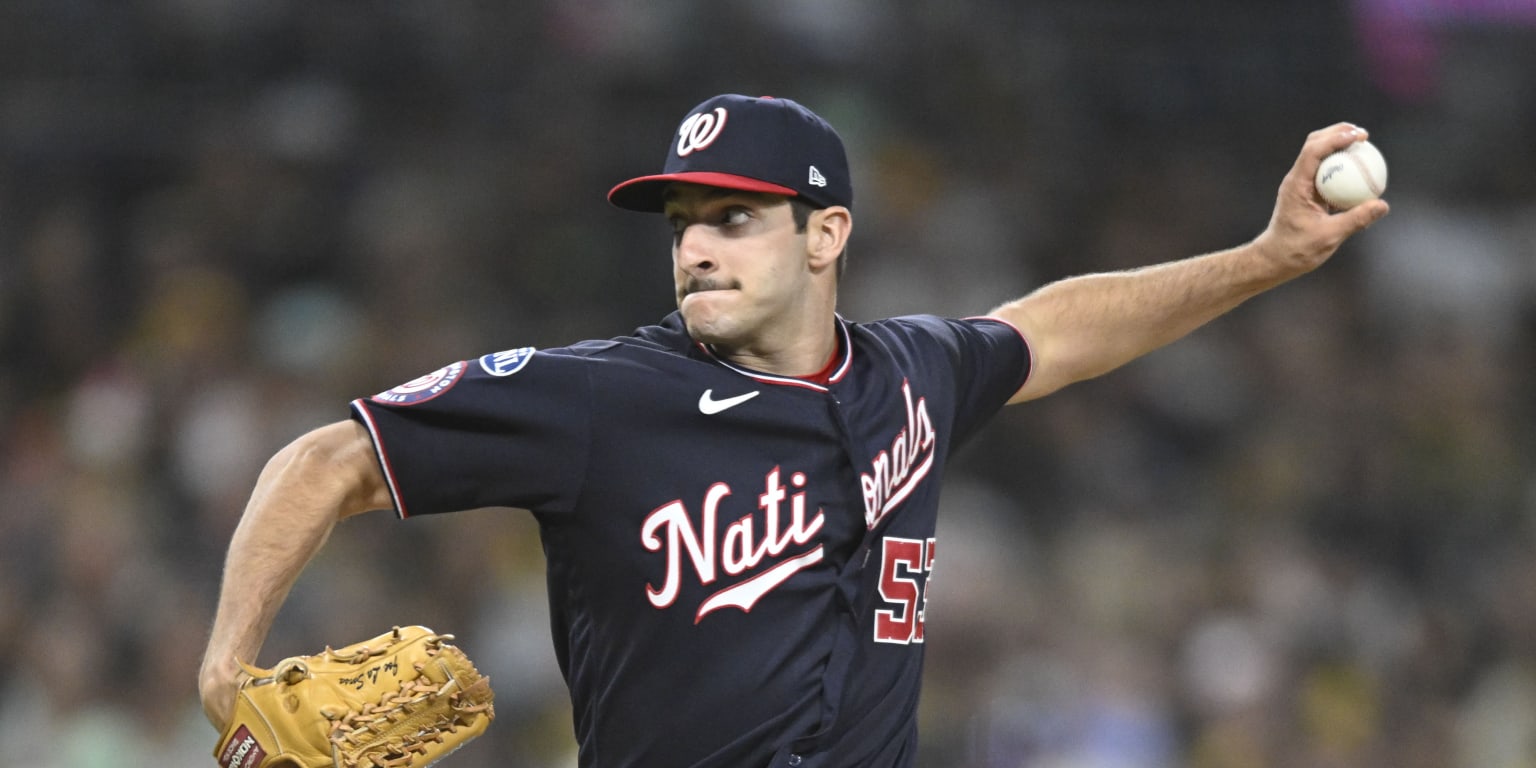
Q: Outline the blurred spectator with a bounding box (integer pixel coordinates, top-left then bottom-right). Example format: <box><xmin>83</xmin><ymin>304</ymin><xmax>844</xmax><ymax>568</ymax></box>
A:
<box><xmin>1</xmin><ymin>2</ymin><xmax>1533</xmax><ymax>766</ymax></box>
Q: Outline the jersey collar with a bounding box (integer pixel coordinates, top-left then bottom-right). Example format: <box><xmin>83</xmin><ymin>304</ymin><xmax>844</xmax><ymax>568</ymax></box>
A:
<box><xmin>697</xmin><ymin>316</ymin><xmax>853</xmax><ymax>392</ymax></box>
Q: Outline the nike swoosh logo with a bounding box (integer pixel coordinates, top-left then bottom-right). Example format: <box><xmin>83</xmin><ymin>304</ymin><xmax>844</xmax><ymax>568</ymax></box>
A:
<box><xmin>698</xmin><ymin>389</ymin><xmax>760</xmax><ymax>415</ymax></box>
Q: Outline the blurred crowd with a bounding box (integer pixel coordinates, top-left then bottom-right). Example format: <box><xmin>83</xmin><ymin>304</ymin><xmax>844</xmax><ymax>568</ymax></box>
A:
<box><xmin>2</xmin><ymin>1</ymin><xmax>1535</xmax><ymax>766</ymax></box>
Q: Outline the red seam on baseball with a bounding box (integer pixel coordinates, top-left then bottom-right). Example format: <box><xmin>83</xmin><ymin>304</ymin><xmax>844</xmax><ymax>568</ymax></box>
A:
<box><xmin>1346</xmin><ymin>146</ymin><xmax>1383</xmax><ymax>196</ymax></box>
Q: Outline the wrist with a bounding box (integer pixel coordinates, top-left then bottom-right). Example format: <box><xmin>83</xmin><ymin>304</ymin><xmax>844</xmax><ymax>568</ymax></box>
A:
<box><xmin>199</xmin><ymin>650</ymin><xmax>241</xmax><ymax>693</ymax></box>
<box><xmin>1243</xmin><ymin>234</ymin><xmax>1313</xmax><ymax>287</ymax></box>
<box><xmin>199</xmin><ymin>651</ymin><xmax>249</xmax><ymax>731</ymax></box>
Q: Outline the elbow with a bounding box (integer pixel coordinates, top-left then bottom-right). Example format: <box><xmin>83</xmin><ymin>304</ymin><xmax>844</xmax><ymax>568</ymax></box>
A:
<box><xmin>1007</xmin><ymin>364</ymin><xmax>1077</xmax><ymax>404</ymax></box>
<box><xmin>1006</xmin><ymin>339</ymin><xmax>1123</xmax><ymax>404</ymax></box>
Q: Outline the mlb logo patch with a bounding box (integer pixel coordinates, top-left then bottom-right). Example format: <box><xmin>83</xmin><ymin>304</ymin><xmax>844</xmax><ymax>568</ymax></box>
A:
<box><xmin>480</xmin><ymin>346</ymin><xmax>537</xmax><ymax>377</ymax></box>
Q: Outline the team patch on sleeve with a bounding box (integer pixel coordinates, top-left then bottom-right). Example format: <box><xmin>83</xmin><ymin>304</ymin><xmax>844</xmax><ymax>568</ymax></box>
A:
<box><xmin>371</xmin><ymin>361</ymin><xmax>466</xmax><ymax>405</ymax></box>
<box><xmin>479</xmin><ymin>346</ymin><xmax>537</xmax><ymax>376</ymax></box>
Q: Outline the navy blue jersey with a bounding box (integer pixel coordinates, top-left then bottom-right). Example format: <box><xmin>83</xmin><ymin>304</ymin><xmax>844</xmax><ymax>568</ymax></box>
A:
<box><xmin>350</xmin><ymin>311</ymin><xmax>1029</xmax><ymax>768</ymax></box>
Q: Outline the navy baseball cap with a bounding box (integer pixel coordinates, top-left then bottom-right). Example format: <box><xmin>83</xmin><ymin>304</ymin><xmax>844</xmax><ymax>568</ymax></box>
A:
<box><xmin>608</xmin><ymin>94</ymin><xmax>852</xmax><ymax>212</ymax></box>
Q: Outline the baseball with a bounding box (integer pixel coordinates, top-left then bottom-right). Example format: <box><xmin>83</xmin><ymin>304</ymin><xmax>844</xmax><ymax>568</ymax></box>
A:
<box><xmin>1314</xmin><ymin>139</ymin><xmax>1387</xmax><ymax>210</ymax></box>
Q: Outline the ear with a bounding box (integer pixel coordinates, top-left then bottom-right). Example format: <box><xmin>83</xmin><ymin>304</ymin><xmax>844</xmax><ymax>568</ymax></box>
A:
<box><xmin>805</xmin><ymin>206</ymin><xmax>852</xmax><ymax>272</ymax></box>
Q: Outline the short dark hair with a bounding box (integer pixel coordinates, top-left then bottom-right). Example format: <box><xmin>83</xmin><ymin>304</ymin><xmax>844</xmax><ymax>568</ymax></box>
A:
<box><xmin>789</xmin><ymin>198</ymin><xmax>848</xmax><ymax>278</ymax></box>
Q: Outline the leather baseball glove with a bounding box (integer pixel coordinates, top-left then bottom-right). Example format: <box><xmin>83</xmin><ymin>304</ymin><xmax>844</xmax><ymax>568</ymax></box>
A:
<box><xmin>214</xmin><ymin>625</ymin><xmax>495</xmax><ymax>768</ymax></box>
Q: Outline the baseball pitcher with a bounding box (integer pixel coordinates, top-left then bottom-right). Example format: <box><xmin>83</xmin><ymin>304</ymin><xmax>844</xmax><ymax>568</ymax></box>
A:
<box><xmin>199</xmin><ymin>94</ymin><xmax>1388</xmax><ymax>767</ymax></box>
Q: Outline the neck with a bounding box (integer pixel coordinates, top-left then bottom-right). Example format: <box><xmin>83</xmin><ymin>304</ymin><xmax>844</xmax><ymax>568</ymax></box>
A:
<box><xmin>714</xmin><ymin>320</ymin><xmax>839</xmax><ymax>378</ymax></box>
<box><xmin>688</xmin><ymin>273</ymin><xmax>841</xmax><ymax>377</ymax></box>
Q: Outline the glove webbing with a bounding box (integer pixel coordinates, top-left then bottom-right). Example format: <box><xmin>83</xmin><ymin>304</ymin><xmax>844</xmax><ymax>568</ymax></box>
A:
<box><xmin>327</xmin><ymin>648</ymin><xmax>494</xmax><ymax>768</ymax></box>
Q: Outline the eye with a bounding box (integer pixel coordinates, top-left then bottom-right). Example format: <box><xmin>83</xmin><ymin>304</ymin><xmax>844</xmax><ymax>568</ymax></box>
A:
<box><xmin>721</xmin><ymin>207</ymin><xmax>752</xmax><ymax>227</ymax></box>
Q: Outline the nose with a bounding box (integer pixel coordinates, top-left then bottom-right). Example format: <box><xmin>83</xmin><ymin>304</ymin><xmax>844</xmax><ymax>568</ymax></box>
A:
<box><xmin>674</xmin><ymin>223</ymin><xmax>716</xmax><ymax>274</ymax></box>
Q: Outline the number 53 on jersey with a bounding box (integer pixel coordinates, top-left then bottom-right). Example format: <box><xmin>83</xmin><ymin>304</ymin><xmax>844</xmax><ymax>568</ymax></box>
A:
<box><xmin>873</xmin><ymin>537</ymin><xmax>937</xmax><ymax>645</ymax></box>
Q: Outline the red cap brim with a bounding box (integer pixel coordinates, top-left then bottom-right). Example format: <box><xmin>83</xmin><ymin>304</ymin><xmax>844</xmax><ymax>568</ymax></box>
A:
<box><xmin>607</xmin><ymin>172</ymin><xmax>799</xmax><ymax>212</ymax></box>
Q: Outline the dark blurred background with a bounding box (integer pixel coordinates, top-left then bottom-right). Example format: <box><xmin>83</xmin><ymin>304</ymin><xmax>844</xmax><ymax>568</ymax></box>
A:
<box><xmin>3</xmin><ymin>1</ymin><xmax>1535</xmax><ymax>766</ymax></box>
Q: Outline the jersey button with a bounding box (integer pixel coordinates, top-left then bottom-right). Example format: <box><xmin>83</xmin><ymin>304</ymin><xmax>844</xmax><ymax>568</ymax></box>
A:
<box><xmin>787</xmin><ymin>755</ymin><xmax>803</xmax><ymax>766</ymax></box>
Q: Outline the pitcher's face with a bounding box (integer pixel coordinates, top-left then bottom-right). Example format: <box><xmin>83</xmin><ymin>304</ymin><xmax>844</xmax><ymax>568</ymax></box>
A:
<box><xmin>665</xmin><ymin>185</ymin><xmax>812</xmax><ymax>347</ymax></box>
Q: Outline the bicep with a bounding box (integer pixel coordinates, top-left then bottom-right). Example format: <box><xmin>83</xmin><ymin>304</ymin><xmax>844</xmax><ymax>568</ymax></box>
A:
<box><xmin>272</xmin><ymin>420</ymin><xmax>395</xmax><ymax>520</ymax></box>
<box><xmin>987</xmin><ymin>297</ymin><xmax>1067</xmax><ymax>404</ymax></box>
<box><xmin>332</xmin><ymin>420</ymin><xmax>396</xmax><ymax>517</ymax></box>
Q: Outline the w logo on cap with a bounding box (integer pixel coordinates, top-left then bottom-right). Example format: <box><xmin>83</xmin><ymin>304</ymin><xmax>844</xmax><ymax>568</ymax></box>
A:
<box><xmin>676</xmin><ymin>108</ymin><xmax>727</xmax><ymax>157</ymax></box>
<box><xmin>608</xmin><ymin>94</ymin><xmax>853</xmax><ymax>213</ymax></box>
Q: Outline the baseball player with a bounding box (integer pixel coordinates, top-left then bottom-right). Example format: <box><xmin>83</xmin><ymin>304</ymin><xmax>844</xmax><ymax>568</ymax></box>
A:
<box><xmin>199</xmin><ymin>94</ymin><xmax>1388</xmax><ymax>767</ymax></box>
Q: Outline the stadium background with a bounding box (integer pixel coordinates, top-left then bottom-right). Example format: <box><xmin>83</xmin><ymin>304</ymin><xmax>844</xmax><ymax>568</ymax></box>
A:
<box><xmin>2</xmin><ymin>1</ymin><xmax>1535</xmax><ymax>765</ymax></box>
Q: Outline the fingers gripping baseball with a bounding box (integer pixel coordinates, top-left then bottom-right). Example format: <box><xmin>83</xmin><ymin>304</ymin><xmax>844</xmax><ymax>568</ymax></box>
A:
<box><xmin>1255</xmin><ymin>123</ymin><xmax>1389</xmax><ymax>274</ymax></box>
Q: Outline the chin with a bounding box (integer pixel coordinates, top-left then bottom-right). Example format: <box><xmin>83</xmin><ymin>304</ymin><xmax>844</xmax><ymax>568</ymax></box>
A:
<box><xmin>680</xmin><ymin>294</ymin><xmax>742</xmax><ymax>344</ymax></box>
<box><xmin>681</xmin><ymin>313</ymin><xmax>733</xmax><ymax>345</ymax></box>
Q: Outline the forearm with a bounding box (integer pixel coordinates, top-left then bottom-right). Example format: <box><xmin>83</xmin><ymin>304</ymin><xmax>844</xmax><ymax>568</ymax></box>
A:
<box><xmin>993</xmin><ymin>241</ymin><xmax>1291</xmax><ymax>401</ymax></box>
<box><xmin>988</xmin><ymin>124</ymin><xmax>1389</xmax><ymax>404</ymax></box>
<box><xmin>199</xmin><ymin>421</ymin><xmax>389</xmax><ymax>724</ymax></box>
<box><xmin>202</xmin><ymin>450</ymin><xmax>344</xmax><ymax>675</ymax></box>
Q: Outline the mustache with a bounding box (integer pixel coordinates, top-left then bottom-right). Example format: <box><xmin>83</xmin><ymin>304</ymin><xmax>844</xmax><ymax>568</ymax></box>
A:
<box><xmin>679</xmin><ymin>277</ymin><xmax>742</xmax><ymax>298</ymax></box>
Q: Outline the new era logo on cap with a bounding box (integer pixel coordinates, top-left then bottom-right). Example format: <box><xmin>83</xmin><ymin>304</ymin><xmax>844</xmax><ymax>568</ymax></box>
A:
<box><xmin>609</xmin><ymin>94</ymin><xmax>853</xmax><ymax>213</ymax></box>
